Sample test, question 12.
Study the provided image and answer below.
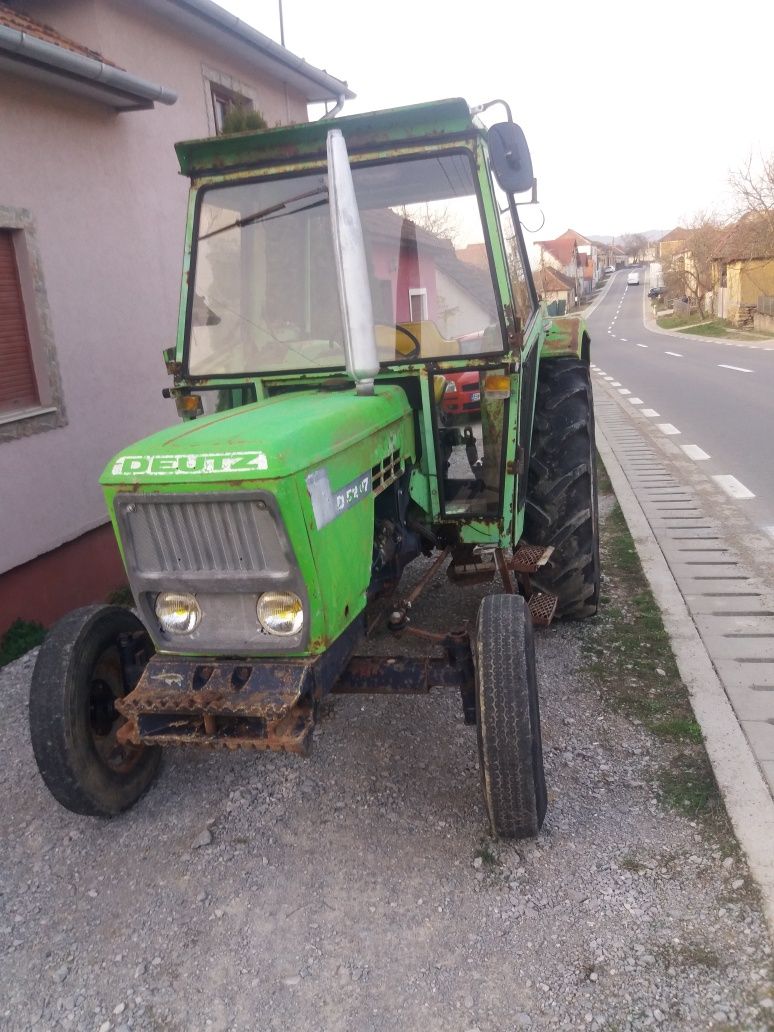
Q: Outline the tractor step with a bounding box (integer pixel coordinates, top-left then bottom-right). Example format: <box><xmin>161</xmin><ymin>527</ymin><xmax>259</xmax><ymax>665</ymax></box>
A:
<box><xmin>510</xmin><ymin>542</ymin><xmax>554</xmax><ymax>574</ymax></box>
<box><xmin>446</xmin><ymin>550</ymin><xmax>496</xmax><ymax>585</ymax></box>
<box><xmin>528</xmin><ymin>591</ymin><xmax>559</xmax><ymax>627</ymax></box>
<box><xmin>116</xmin><ymin>655</ymin><xmax>316</xmax><ymax>754</ymax></box>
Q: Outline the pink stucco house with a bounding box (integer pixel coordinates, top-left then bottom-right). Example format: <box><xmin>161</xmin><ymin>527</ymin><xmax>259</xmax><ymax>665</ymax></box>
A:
<box><xmin>0</xmin><ymin>0</ymin><xmax>351</xmax><ymax>634</ymax></box>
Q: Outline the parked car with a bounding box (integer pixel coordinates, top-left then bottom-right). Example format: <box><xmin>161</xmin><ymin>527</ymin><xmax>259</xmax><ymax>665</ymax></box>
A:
<box><xmin>604</xmin><ymin>265</ymin><xmax>615</xmax><ymax>274</ymax></box>
<box><xmin>648</xmin><ymin>286</ymin><xmax>666</xmax><ymax>299</ymax></box>
<box><xmin>627</xmin><ymin>271</ymin><xmax>640</xmax><ymax>286</ymax></box>
<box><xmin>441</xmin><ymin>371</ymin><xmax>480</xmax><ymax>416</ymax></box>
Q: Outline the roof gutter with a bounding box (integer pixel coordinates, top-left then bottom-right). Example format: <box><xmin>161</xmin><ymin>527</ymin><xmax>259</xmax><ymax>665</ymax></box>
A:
<box><xmin>0</xmin><ymin>25</ymin><xmax>177</xmax><ymax>107</ymax></box>
<box><xmin>165</xmin><ymin>0</ymin><xmax>353</xmax><ymax>103</ymax></box>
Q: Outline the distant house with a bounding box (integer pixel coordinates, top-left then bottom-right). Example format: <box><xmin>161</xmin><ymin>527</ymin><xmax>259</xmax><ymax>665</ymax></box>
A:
<box><xmin>658</xmin><ymin>227</ymin><xmax>689</xmax><ymax>261</ymax></box>
<box><xmin>710</xmin><ymin>216</ymin><xmax>774</xmax><ymax>325</ymax></box>
<box><xmin>533</xmin><ymin>266</ymin><xmax>575</xmax><ymax>315</ymax></box>
<box><xmin>363</xmin><ymin>211</ymin><xmax>496</xmax><ymax>340</ymax></box>
<box><xmin>0</xmin><ymin>0</ymin><xmax>351</xmax><ymax>634</ymax></box>
<box><xmin>533</xmin><ymin>236</ymin><xmax>581</xmax><ymax>300</ymax></box>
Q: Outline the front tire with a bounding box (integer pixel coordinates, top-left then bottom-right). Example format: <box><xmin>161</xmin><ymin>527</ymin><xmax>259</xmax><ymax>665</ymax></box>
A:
<box><xmin>475</xmin><ymin>594</ymin><xmax>546</xmax><ymax>839</ymax></box>
<box><xmin>525</xmin><ymin>356</ymin><xmax>600</xmax><ymax>618</ymax></box>
<box><xmin>29</xmin><ymin>605</ymin><xmax>161</xmax><ymax>816</ymax></box>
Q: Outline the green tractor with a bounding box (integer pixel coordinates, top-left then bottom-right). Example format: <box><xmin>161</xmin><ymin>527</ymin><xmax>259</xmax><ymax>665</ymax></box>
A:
<box><xmin>29</xmin><ymin>98</ymin><xmax>599</xmax><ymax>839</ymax></box>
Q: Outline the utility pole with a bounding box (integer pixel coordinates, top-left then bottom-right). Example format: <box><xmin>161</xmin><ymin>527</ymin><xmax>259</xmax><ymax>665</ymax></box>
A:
<box><xmin>278</xmin><ymin>0</ymin><xmax>285</xmax><ymax>45</ymax></box>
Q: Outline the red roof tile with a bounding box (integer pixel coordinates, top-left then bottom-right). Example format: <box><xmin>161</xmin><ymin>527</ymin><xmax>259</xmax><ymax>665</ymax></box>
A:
<box><xmin>0</xmin><ymin>2</ymin><xmax>119</xmax><ymax>67</ymax></box>
<box><xmin>534</xmin><ymin>267</ymin><xmax>574</xmax><ymax>293</ymax></box>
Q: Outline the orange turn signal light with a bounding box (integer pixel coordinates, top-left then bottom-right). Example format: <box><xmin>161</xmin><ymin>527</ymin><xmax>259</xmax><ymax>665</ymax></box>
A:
<box><xmin>175</xmin><ymin>393</ymin><xmax>204</xmax><ymax>418</ymax></box>
<box><xmin>484</xmin><ymin>374</ymin><xmax>510</xmax><ymax>399</ymax></box>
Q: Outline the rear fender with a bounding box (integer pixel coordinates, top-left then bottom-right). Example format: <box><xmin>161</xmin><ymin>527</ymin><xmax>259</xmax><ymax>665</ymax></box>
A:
<box><xmin>540</xmin><ymin>316</ymin><xmax>590</xmax><ymax>364</ymax></box>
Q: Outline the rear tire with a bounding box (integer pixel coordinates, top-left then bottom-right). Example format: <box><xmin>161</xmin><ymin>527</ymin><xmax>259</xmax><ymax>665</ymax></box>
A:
<box><xmin>29</xmin><ymin>605</ymin><xmax>161</xmax><ymax>817</ymax></box>
<box><xmin>525</xmin><ymin>356</ymin><xmax>600</xmax><ymax>618</ymax></box>
<box><xmin>475</xmin><ymin>594</ymin><xmax>546</xmax><ymax>839</ymax></box>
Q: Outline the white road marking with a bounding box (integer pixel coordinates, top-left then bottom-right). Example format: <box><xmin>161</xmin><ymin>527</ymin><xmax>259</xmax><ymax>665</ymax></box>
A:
<box><xmin>665</xmin><ymin>351</ymin><xmax>683</xmax><ymax>358</ymax></box>
<box><xmin>657</xmin><ymin>423</ymin><xmax>681</xmax><ymax>435</ymax></box>
<box><xmin>620</xmin><ymin>338</ymin><xmax>628</xmax><ymax>342</ymax></box>
<box><xmin>611</xmin><ymin>381</ymin><xmax>621</xmax><ymax>386</ymax></box>
<box><xmin>618</xmin><ymin>388</ymin><xmax>631</xmax><ymax>395</ymax></box>
<box><xmin>680</xmin><ymin>445</ymin><xmax>711</xmax><ymax>461</ymax></box>
<box><xmin>635</xmin><ymin>343</ymin><xmax>648</xmax><ymax>348</ymax></box>
<box><xmin>604</xmin><ymin>376</ymin><xmax>614</xmax><ymax>381</ymax></box>
<box><xmin>712</xmin><ymin>475</ymin><xmax>755</xmax><ymax>500</ymax></box>
<box><xmin>718</xmin><ymin>364</ymin><xmax>753</xmax><ymax>373</ymax></box>
<box><xmin>642</xmin><ymin>409</ymin><xmax>660</xmax><ymax>417</ymax></box>
<box><xmin>629</xmin><ymin>398</ymin><xmax>643</xmax><ymax>404</ymax></box>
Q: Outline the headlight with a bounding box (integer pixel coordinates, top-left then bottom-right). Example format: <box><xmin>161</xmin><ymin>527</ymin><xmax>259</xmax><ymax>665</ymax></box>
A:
<box><xmin>155</xmin><ymin>592</ymin><xmax>201</xmax><ymax>634</ymax></box>
<box><xmin>257</xmin><ymin>591</ymin><xmax>303</xmax><ymax>636</ymax></box>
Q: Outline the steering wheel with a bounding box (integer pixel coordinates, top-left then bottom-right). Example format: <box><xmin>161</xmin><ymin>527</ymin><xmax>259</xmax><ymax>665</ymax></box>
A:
<box><xmin>394</xmin><ymin>324</ymin><xmax>421</xmax><ymax>360</ymax></box>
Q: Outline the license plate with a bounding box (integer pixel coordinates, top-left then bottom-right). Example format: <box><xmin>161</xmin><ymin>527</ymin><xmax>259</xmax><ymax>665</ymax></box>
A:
<box><xmin>470</xmin><ymin>392</ymin><xmax>480</xmax><ymax>402</ymax></box>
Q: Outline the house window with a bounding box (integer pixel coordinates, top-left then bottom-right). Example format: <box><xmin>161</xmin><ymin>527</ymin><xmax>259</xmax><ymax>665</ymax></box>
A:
<box><xmin>0</xmin><ymin>207</ymin><xmax>65</xmax><ymax>442</ymax></box>
<box><xmin>211</xmin><ymin>84</ymin><xmax>253</xmax><ymax>134</ymax></box>
<box><xmin>0</xmin><ymin>230</ymin><xmax>39</xmax><ymax>413</ymax></box>
<box><xmin>408</xmin><ymin>287</ymin><xmax>428</xmax><ymax>322</ymax></box>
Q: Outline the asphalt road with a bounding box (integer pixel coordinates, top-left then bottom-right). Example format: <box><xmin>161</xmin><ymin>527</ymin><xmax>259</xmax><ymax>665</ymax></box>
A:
<box><xmin>587</xmin><ymin>271</ymin><xmax>774</xmax><ymax>542</ymax></box>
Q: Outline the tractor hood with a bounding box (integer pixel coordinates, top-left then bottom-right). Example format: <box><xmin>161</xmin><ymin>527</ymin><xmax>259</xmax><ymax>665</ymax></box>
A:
<box><xmin>102</xmin><ymin>385</ymin><xmax>411</xmax><ymax>487</ymax></box>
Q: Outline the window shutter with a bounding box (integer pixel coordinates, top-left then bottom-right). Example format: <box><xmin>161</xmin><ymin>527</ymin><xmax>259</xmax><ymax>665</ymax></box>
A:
<box><xmin>0</xmin><ymin>230</ymin><xmax>39</xmax><ymax>413</ymax></box>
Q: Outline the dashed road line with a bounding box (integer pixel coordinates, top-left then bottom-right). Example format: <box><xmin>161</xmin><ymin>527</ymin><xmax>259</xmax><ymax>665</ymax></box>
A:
<box><xmin>665</xmin><ymin>351</ymin><xmax>683</xmax><ymax>358</ymax></box>
<box><xmin>618</xmin><ymin>388</ymin><xmax>631</xmax><ymax>395</ymax></box>
<box><xmin>712</xmin><ymin>475</ymin><xmax>755</xmax><ymax>500</ymax></box>
<box><xmin>629</xmin><ymin>398</ymin><xmax>643</xmax><ymax>405</ymax></box>
<box><xmin>680</xmin><ymin>445</ymin><xmax>711</xmax><ymax>461</ymax></box>
<box><xmin>718</xmin><ymin>364</ymin><xmax>753</xmax><ymax>373</ymax></box>
<box><xmin>611</xmin><ymin>381</ymin><xmax>621</xmax><ymax>386</ymax></box>
<box><xmin>620</xmin><ymin>338</ymin><xmax>628</xmax><ymax>342</ymax></box>
<box><xmin>635</xmin><ymin>343</ymin><xmax>648</xmax><ymax>348</ymax></box>
<box><xmin>657</xmin><ymin>423</ymin><xmax>681</xmax><ymax>435</ymax></box>
<box><xmin>641</xmin><ymin>409</ymin><xmax>660</xmax><ymax>417</ymax></box>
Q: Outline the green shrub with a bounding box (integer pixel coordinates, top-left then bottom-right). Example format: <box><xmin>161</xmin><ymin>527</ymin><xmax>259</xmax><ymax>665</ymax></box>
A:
<box><xmin>0</xmin><ymin>618</ymin><xmax>46</xmax><ymax>667</ymax></box>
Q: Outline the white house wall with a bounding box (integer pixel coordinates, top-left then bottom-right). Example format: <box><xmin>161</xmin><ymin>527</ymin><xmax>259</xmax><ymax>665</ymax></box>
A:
<box><xmin>0</xmin><ymin>1</ymin><xmax>310</xmax><ymax>574</ymax></box>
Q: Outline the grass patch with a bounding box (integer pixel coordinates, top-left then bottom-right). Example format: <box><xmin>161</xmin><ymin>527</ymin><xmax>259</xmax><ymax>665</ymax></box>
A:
<box><xmin>679</xmin><ymin>319</ymin><xmax>732</xmax><ymax>338</ymax></box>
<box><xmin>107</xmin><ymin>584</ymin><xmax>134</xmax><ymax>607</ymax></box>
<box><xmin>474</xmin><ymin>843</ymin><xmax>499</xmax><ymax>867</ymax></box>
<box><xmin>658</xmin><ymin>752</ymin><xmax>723</xmax><ymax>821</ymax></box>
<box><xmin>0</xmin><ymin>618</ymin><xmax>46</xmax><ymax>668</ymax></box>
<box><xmin>656</xmin><ymin>313</ymin><xmax>706</xmax><ymax>330</ymax></box>
<box><xmin>587</xmin><ymin>459</ymin><xmax>728</xmax><ymax>830</ymax></box>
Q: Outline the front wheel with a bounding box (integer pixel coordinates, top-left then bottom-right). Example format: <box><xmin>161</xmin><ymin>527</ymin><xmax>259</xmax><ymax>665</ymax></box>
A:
<box><xmin>29</xmin><ymin>605</ymin><xmax>161</xmax><ymax>816</ymax></box>
<box><xmin>475</xmin><ymin>594</ymin><xmax>547</xmax><ymax>839</ymax></box>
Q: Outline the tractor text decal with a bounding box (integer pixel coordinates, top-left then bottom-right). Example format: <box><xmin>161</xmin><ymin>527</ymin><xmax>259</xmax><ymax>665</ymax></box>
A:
<box><xmin>111</xmin><ymin>452</ymin><xmax>269</xmax><ymax>477</ymax></box>
<box><xmin>306</xmin><ymin>467</ymin><xmax>371</xmax><ymax>530</ymax></box>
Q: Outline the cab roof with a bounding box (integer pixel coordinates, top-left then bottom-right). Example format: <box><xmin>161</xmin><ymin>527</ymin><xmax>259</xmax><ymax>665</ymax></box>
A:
<box><xmin>175</xmin><ymin>98</ymin><xmax>478</xmax><ymax>178</ymax></box>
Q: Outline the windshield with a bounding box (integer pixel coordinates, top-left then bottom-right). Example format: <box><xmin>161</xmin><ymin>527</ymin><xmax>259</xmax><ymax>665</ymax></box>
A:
<box><xmin>187</xmin><ymin>152</ymin><xmax>504</xmax><ymax>376</ymax></box>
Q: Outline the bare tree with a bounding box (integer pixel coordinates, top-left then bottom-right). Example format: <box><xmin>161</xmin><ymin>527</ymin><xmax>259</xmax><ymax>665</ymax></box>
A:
<box><xmin>619</xmin><ymin>233</ymin><xmax>649</xmax><ymax>261</ymax></box>
<box><xmin>394</xmin><ymin>203</ymin><xmax>459</xmax><ymax>244</ymax></box>
<box><xmin>661</xmin><ymin>213</ymin><xmax>723</xmax><ymax>316</ymax></box>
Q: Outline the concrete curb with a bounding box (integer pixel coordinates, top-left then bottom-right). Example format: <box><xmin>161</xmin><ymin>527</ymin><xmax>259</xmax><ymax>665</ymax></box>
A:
<box><xmin>596</xmin><ymin>423</ymin><xmax>774</xmax><ymax>942</ymax></box>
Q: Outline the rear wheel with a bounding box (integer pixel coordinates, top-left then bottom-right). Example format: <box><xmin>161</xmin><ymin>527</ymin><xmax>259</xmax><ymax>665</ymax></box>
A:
<box><xmin>525</xmin><ymin>356</ymin><xmax>600</xmax><ymax>618</ymax></box>
<box><xmin>29</xmin><ymin>605</ymin><xmax>161</xmax><ymax>816</ymax></box>
<box><xmin>475</xmin><ymin>594</ymin><xmax>546</xmax><ymax>839</ymax></box>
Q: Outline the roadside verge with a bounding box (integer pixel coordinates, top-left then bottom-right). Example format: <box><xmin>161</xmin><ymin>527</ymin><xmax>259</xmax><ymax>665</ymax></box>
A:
<box><xmin>597</xmin><ymin>424</ymin><xmax>774</xmax><ymax>938</ymax></box>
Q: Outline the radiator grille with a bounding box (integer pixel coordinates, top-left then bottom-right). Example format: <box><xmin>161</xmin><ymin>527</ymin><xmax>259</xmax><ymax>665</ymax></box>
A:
<box><xmin>371</xmin><ymin>450</ymin><xmax>403</xmax><ymax>496</ymax></box>
<box><xmin>116</xmin><ymin>495</ymin><xmax>289</xmax><ymax>576</ymax></box>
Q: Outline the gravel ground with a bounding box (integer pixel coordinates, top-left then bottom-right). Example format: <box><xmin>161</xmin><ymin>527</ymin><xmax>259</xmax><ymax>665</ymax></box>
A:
<box><xmin>2</xmin><ymin>542</ymin><xmax>773</xmax><ymax>1031</ymax></box>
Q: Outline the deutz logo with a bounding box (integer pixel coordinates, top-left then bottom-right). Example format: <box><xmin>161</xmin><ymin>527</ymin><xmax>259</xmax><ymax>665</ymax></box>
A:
<box><xmin>111</xmin><ymin>452</ymin><xmax>269</xmax><ymax>477</ymax></box>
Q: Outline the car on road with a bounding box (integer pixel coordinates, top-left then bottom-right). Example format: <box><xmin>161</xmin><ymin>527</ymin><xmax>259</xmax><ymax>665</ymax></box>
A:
<box><xmin>627</xmin><ymin>271</ymin><xmax>640</xmax><ymax>285</ymax></box>
<box><xmin>441</xmin><ymin>370</ymin><xmax>480</xmax><ymax>417</ymax></box>
<box><xmin>604</xmin><ymin>265</ymin><xmax>615</xmax><ymax>274</ymax></box>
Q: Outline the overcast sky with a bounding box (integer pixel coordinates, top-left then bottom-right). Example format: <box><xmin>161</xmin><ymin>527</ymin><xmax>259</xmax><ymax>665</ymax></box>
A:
<box><xmin>221</xmin><ymin>0</ymin><xmax>774</xmax><ymax>244</ymax></box>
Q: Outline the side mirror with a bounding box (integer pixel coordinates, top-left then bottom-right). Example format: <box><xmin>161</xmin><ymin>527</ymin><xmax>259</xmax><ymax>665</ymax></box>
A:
<box><xmin>488</xmin><ymin>122</ymin><xmax>534</xmax><ymax>194</ymax></box>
